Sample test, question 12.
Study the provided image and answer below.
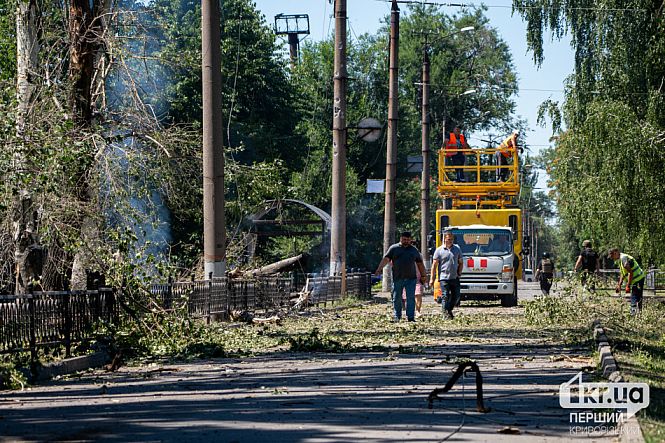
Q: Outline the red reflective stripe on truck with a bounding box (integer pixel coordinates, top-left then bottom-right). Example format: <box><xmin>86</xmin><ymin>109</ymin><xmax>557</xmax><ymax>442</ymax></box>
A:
<box><xmin>480</xmin><ymin>259</ymin><xmax>488</xmax><ymax>267</ymax></box>
<box><xmin>467</xmin><ymin>258</ymin><xmax>474</xmax><ymax>268</ymax></box>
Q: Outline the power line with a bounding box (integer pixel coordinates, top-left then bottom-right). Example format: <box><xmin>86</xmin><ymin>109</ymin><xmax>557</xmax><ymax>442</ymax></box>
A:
<box><xmin>374</xmin><ymin>0</ymin><xmax>649</xmax><ymax>13</ymax></box>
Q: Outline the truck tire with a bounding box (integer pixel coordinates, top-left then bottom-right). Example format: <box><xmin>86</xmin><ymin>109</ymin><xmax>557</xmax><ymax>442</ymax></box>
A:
<box><xmin>501</xmin><ymin>278</ymin><xmax>518</xmax><ymax>307</ymax></box>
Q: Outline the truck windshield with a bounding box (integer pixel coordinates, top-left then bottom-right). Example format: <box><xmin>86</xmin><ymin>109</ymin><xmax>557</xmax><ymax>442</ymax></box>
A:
<box><xmin>449</xmin><ymin>229</ymin><xmax>513</xmax><ymax>257</ymax></box>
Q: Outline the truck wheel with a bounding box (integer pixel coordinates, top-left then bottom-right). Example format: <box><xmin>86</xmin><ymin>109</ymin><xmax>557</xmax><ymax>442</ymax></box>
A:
<box><xmin>501</xmin><ymin>278</ymin><xmax>518</xmax><ymax>307</ymax></box>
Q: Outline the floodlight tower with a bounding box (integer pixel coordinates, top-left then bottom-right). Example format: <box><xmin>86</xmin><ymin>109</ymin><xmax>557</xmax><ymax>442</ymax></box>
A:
<box><xmin>274</xmin><ymin>14</ymin><xmax>310</xmax><ymax>70</ymax></box>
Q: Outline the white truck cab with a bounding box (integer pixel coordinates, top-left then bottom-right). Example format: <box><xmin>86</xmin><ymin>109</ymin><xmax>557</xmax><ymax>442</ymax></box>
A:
<box><xmin>445</xmin><ymin>225</ymin><xmax>518</xmax><ymax>307</ymax></box>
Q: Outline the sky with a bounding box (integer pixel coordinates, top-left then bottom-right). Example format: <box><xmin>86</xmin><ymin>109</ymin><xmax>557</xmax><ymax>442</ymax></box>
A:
<box><xmin>252</xmin><ymin>0</ymin><xmax>574</xmax><ymax>191</ymax></box>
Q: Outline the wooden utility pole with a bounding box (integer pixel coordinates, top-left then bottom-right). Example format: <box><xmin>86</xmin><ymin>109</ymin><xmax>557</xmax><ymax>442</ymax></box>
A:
<box><xmin>420</xmin><ymin>44</ymin><xmax>431</xmax><ymax>266</ymax></box>
<box><xmin>202</xmin><ymin>0</ymin><xmax>226</xmax><ymax>278</ymax></box>
<box><xmin>382</xmin><ymin>0</ymin><xmax>400</xmax><ymax>292</ymax></box>
<box><xmin>330</xmin><ymin>0</ymin><xmax>347</xmax><ymax>294</ymax></box>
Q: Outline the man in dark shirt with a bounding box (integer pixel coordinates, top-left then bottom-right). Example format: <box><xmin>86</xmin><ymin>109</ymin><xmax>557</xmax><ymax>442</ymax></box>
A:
<box><xmin>375</xmin><ymin>231</ymin><xmax>427</xmax><ymax>322</ymax></box>
<box><xmin>574</xmin><ymin>240</ymin><xmax>600</xmax><ymax>291</ymax></box>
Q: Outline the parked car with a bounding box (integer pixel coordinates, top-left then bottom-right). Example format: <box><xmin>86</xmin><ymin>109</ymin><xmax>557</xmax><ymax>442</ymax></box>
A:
<box><xmin>523</xmin><ymin>268</ymin><xmax>534</xmax><ymax>282</ymax></box>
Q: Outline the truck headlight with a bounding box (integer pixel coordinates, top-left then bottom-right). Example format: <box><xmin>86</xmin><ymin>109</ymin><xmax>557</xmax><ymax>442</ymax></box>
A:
<box><xmin>501</xmin><ymin>265</ymin><xmax>513</xmax><ymax>282</ymax></box>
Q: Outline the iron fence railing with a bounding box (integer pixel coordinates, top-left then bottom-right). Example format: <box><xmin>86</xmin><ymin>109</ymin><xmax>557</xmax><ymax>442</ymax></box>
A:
<box><xmin>0</xmin><ymin>272</ymin><xmax>372</xmax><ymax>358</ymax></box>
<box><xmin>0</xmin><ymin>289</ymin><xmax>118</xmax><ymax>358</ymax></box>
<box><xmin>581</xmin><ymin>269</ymin><xmax>665</xmax><ymax>292</ymax></box>
<box><xmin>149</xmin><ymin>272</ymin><xmax>372</xmax><ymax>317</ymax></box>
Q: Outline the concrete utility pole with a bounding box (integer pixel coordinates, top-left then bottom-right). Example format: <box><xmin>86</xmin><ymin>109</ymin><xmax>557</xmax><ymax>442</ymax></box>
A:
<box><xmin>202</xmin><ymin>0</ymin><xmax>226</xmax><ymax>278</ymax></box>
<box><xmin>523</xmin><ymin>210</ymin><xmax>529</xmax><ymax>269</ymax></box>
<box><xmin>330</xmin><ymin>0</ymin><xmax>347</xmax><ymax>293</ymax></box>
<box><xmin>382</xmin><ymin>0</ymin><xmax>399</xmax><ymax>292</ymax></box>
<box><xmin>441</xmin><ymin>117</ymin><xmax>447</xmax><ymax>212</ymax></box>
<box><xmin>420</xmin><ymin>44</ymin><xmax>431</xmax><ymax>267</ymax></box>
<box><xmin>531</xmin><ymin>219</ymin><xmax>537</xmax><ymax>269</ymax></box>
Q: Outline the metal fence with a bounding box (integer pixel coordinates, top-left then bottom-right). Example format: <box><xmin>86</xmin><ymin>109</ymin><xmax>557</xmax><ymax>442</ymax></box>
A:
<box><xmin>0</xmin><ymin>272</ymin><xmax>372</xmax><ymax>359</ymax></box>
<box><xmin>151</xmin><ymin>276</ymin><xmax>295</xmax><ymax>317</ymax></box>
<box><xmin>587</xmin><ymin>269</ymin><xmax>665</xmax><ymax>293</ymax></box>
<box><xmin>0</xmin><ymin>289</ymin><xmax>118</xmax><ymax>357</ymax></box>
<box><xmin>149</xmin><ymin>272</ymin><xmax>373</xmax><ymax>317</ymax></box>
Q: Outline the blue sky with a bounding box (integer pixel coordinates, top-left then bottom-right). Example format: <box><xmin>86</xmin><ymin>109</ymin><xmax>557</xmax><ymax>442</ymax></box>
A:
<box><xmin>253</xmin><ymin>0</ymin><xmax>574</xmax><ymax>190</ymax></box>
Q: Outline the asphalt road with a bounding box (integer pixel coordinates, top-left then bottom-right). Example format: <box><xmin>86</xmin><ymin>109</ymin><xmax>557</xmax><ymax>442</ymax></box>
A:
<box><xmin>0</xmin><ymin>281</ymin><xmax>617</xmax><ymax>443</ymax></box>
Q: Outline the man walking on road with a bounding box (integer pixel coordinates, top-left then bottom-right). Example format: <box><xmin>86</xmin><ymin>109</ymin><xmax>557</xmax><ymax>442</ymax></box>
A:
<box><xmin>535</xmin><ymin>252</ymin><xmax>555</xmax><ymax>296</ymax></box>
<box><xmin>575</xmin><ymin>240</ymin><xmax>600</xmax><ymax>291</ymax></box>
<box><xmin>608</xmin><ymin>247</ymin><xmax>646</xmax><ymax>315</ymax></box>
<box><xmin>375</xmin><ymin>231</ymin><xmax>427</xmax><ymax>322</ymax></box>
<box><xmin>430</xmin><ymin>231</ymin><xmax>463</xmax><ymax>319</ymax></box>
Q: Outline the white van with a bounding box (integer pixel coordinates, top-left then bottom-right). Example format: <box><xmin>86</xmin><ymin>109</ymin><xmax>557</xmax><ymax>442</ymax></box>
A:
<box><xmin>523</xmin><ymin>268</ymin><xmax>534</xmax><ymax>282</ymax></box>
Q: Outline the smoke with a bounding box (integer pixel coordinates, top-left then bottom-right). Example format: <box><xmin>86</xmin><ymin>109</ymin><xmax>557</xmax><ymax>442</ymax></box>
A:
<box><xmin>101</xmin><ymin>134</ymin><xmax>172</xmax><ymax>268</ymax></box>
<box><xmin>99</xmin><ymin>1</ymin><xmax>184</xmax><ymax>268</ymax></box>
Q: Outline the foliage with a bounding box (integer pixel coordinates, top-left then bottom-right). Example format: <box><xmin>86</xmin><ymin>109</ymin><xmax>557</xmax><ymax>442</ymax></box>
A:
<box><xmin>282</xmin><ymin>328</ymin><xmax>346</xmax><ymax>353</ymax></box>
<box><xmin>142</xmin><ymin>0</ymin><xmax>304</xmax><ymax>164</ymax></box>
<box><xmin>0</xmin><ymin>363</ymin><xmax>27</xmax><ymax>390</ymax></box>
<box><xmin>289</xmin><ymin>6</ymin><xmax>520</xmax><ymax>269</ymax></box>
<box><xmin>0</xmin><ymin>0</ymin><xmax>16</xmax><ymax>81</ymax></box>
<box><xmin>544</xmin><ymin>101</ymin><xmax>665</xmax><ymax>265</ymax></box>
<box><xmin>514</xmin><ymin>0</ymin><xmax>665</xmax><ymax>128</ymax></box>
<box><xmin>525</xmin><ymin>282</ymin><xmax>665</xmax><ymax>439</ymax></box>
<box><xmin>398</xmin><ymin>5</ymin><xmax>521</xmax><ymax>136</ymax></box>
<box><xmin>514</xmin><ymin>0</ymin><xmax>665</xmax><ymax>265</ymax></box>
<box><xmin>110</xmin><ymin>311</ymin><xmax>226</xmax><ymax>359</ymax></box>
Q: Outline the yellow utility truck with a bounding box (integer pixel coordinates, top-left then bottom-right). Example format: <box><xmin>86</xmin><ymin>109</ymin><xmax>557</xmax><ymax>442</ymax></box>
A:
<box><xmin>433</xmin><ymin>140</ymin><xmax>523</xmax><ymax>306</ymax></box>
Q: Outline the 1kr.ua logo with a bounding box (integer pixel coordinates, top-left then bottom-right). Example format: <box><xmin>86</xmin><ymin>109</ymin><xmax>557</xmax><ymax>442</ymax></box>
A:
<box><xmin>559</xmin><ymin>372</ymin><xmax>649</xmax><ymax>418</ymax></box>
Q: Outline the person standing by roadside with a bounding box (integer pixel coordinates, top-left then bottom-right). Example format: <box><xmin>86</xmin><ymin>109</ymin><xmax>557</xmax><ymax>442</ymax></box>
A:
<box><xmin>535</xmin><ymin>252</ymin><xmax>555</xmax><ymax>296</ymax></box>
<box><xmin>607</xmin><ymin>247</ymin><xmax>646</xmax><ymax>315</ymax></box>
<box><xmin>429</xmin><ymin>231</ymin><xmax>463</xmax><ymax>319</ymax></box>
<box><xmin>574</xmin><ymin>240</ymin><xmax>600</xmax><ymax>291</ymax></box>
<box><xmin>375</xmin><ymin>232</ymin><xmax>427</xmax><ymax>322</ymax></box>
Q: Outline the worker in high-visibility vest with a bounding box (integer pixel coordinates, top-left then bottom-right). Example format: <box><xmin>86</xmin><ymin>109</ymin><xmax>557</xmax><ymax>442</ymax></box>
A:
<box><xmin>607</xmin><ymin>247</ymin><xmax>646</xmax><ymax>315</ymax></box>
<box><xmin>495</xmin><ymin>131</ymin><xmax>518</xmax><ymax>182</ymax></box>
<box><xmin>444</xmin><ymin>125</ymin><xmax>470</xmax><ymax>182</ymax></box>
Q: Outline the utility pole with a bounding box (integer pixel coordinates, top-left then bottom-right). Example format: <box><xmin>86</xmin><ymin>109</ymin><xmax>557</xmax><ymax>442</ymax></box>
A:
<box><xmin>441</xmin><ymin>117</ymin><xmax>447</xmax><ymax>212</ymax></box>
<box><xmin>382</xmin><ymin>0</ymin><xmax>399</xmax><ymax>292</ymax></box>
<box><xmin>531</xmin><ymin>219</ymin><xmax>537</xmax><ymax>269</ymax></box>
<box><xmin>523</xmin><ymin>210</ymin><xmax>529</xmax><ymax>269</ymax></box>
<box><xmin>420</xmin><ymin>42</ymin><xmax>431</xmax><ymax>266</ymax></box>
<box><xmin>202</xmin><ymin>0</ymin><xmax>225</xmax><ymax>278</ymax></box>
<box><xmin>330</xmin><ymin>0</ymin><xmax>347</xmax><ymax>294</ymax></box>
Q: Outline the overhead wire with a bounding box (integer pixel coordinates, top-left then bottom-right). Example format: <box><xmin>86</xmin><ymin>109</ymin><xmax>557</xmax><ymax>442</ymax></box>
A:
<box><xmin>374</xmin><ymin>0</ymin><xmax>649</xmax><ymax>13</ymax></box>
<box><xmin>224</xmin><ymin>9</ymin><xmax>255</xmax><ymax>255</ymax></box>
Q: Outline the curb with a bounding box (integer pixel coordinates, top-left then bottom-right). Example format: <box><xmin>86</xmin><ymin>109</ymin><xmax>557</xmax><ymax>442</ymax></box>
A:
<box><xmin>592</xmin><ymin>320</ymin><xmax>645</xmax><ymax>443</ymax></box>
<box><xmin>34</xmin><ymin>350</ymin><xmax>112</xmax><ymax>382</ymax></box>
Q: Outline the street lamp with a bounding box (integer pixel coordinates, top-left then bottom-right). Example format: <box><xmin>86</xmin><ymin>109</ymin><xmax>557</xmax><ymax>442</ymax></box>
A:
<box><xmin>420</xmin><ymin>26</ymin><xmax>474</xmax><ymax>266</ymax></box>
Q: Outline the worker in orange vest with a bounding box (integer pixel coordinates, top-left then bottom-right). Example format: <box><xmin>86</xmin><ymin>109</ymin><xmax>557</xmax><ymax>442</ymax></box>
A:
<box><xmin>495</xmin><ymin>130</ymin><xmax>518</xmax><ymax>182</ymax></box>
<box><xmin>444</xmin><ymin>125</ymin><xmax>470</xmax><ymax>182</ymax></box>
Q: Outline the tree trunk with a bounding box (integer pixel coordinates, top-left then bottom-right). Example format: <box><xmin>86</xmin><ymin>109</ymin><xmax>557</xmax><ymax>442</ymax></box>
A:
<box><xmin>68</xmin><ymin>0</ymin><xmax>109</xmax><ymax>289</ymax></box>
<box><xmin>16</xmin><ymin>0</ymin><xmax>39</xmax><ymax>136</ymax></box>
<box><xmin>68</xmin><ymin>0</ymin><xmax>109</xmax><ymax>124</ymax></box>
<box><xmin>13</xmin><ymin>0</ymin><xmax>43</xmax><ymax>293</ymax></box>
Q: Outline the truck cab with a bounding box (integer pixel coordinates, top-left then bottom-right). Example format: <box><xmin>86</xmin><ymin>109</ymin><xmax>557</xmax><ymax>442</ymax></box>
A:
<box><xmin>445</xmin><ymin>225</ymin><xmax>518</xmax><ymax>306</ymax></box>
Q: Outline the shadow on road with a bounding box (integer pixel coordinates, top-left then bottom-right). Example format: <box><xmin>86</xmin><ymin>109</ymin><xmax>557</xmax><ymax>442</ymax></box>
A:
<box><xmin>0</xmin><ymin>340</ymin><xmax>605</xmax><ymax>442</ymax></box>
